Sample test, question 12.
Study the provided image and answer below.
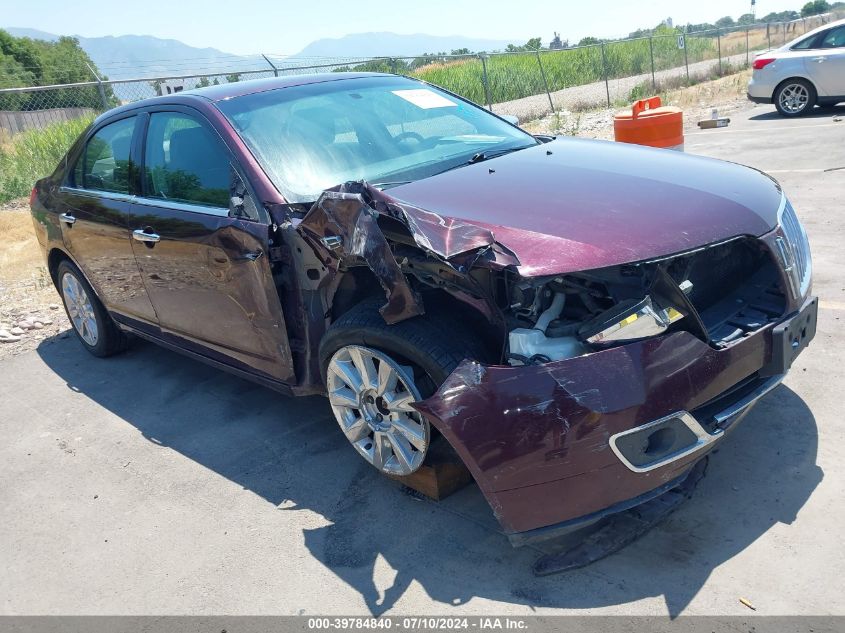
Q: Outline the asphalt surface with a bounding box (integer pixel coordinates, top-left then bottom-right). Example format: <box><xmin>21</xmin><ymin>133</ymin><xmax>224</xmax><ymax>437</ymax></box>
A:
<box><xmin>2</xmin><ymin>103</ymin><xmax>844</xmax><ymax>616</ymax></box>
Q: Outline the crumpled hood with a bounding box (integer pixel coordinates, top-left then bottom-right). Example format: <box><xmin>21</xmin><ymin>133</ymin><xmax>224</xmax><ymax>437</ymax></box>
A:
<box><xmin>390</xmin><ymin>137</ymin><xmax>783</xmax><ymax>276</ymax></box>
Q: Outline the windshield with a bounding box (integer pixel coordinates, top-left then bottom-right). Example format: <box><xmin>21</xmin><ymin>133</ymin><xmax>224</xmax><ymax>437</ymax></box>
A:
<box><xmin>216</xmin><ymin>76</ymin><xmax>537</xmax><ymax>203</ymax></box>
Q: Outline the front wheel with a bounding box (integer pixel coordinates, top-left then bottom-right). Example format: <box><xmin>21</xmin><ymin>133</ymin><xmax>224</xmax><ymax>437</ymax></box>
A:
<box><xmin>774</xmin><ymin>79</ymin><xmax>816</xmax><ymax>117</ymax></box>
<box><xmin>319</xmin><ymin>299</ymin><xmax>484</xmax><ymax>476</ymax></box>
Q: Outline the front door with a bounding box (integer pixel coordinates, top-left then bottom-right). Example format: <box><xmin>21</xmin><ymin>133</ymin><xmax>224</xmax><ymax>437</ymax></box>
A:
<box><xmin>55</xmin><ymin>114</ymin><xmax>159</xmax><ymax>331</ymax></box>
<box><xmin>130</xmin><ymin>108</ymin><xmax>295</xmax><ymax>383</ymax></box>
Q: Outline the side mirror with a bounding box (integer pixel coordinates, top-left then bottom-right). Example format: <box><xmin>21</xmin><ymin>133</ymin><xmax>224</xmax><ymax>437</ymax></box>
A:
<box><xmin>501</xmin><ymin>114</ymin><xmax>520</xmax><ymax>126</ymax></box>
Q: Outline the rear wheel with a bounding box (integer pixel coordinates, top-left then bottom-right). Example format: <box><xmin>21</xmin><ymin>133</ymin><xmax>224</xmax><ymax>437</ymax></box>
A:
<box><xmin>319</xmin><ymin>299</ymin><xmax>484</xmax><ymax>476</ymax></box>
<box><xmin>57</xmin><ymin>260</ymin><xmax>128</xmax><ymax>357</ymax></box>
<box><xmin>774</xmin><ymin>79</ymin><xmax>816</xmax><ymax>117</ymax></box>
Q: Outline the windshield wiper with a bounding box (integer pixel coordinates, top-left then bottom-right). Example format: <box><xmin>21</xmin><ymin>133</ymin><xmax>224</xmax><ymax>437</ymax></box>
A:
<box><xmin>430</xmin><ymin>145</ymin><xmax>533</xmax><ymax>178</ymax></box>
<box><xmin>467</xmin><ymin>145</ymin><xmax>529</xmax><ymax>164</ymax></box>
<box><xmin>370</xmin><ymin>180</ymin><xmax>413</xmax><ymax>190</ymax></box>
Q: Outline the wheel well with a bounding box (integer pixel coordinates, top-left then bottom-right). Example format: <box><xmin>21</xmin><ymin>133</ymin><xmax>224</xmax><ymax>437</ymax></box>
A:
<box><xmin>773</xmin><ymin>76</ymin><xmax>817</xmax><ymax>100</ymax></box>
<box><xmin>47</xmin><ymin>248</ymin><xmax>71</xmax><ymax>287</ymax></box>
<box><xmin>329</xmin><ymin>267</ymin><xmax>502</xmax><ymax>363</ymax></box>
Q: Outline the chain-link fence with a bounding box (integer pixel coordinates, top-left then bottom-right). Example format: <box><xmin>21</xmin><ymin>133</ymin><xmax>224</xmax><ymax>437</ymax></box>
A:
<box><xmin>0</xmin><ymin>12</ymin><xmax>839</xmax><ymax>135</ymax></box>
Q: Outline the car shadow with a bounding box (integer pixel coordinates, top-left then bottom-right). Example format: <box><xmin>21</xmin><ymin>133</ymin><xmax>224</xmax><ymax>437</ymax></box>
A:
<box><xmin>749</xmin><ymin>105</ymin><xmax>845</xmax><ymax>121</ymax></box>
<box><xmin>35</xmin><ymin>334</ymin><xmax>823</xmax><ymax>616</ymax></box>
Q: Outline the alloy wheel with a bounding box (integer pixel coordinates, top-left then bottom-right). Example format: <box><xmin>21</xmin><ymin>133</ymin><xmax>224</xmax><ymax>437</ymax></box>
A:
<box><xmin>778</xmin><ymin>83</ymin><xmax>809</xmax><ymax>114</ymax></box>
<box><xmin>61</xmin><ymin>272</ymin><xmax>99</xmax><ymax>346</ymax></box>
<box><xmin>326</xmin><ymin>345</ymin><xmax>429</xmax><ymax>476</ymax></box>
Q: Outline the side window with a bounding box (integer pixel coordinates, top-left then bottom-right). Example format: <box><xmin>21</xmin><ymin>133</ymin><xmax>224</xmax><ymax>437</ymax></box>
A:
<box><xmin>791</xmin><ymin>34</ymin><xmax>819</xmax><ymax>50</ymax></box>
<box><xmin>76</xmin><ymin>116</ymin><xmax>136</xmax><ymax>193</ymax></box>
<box><xmin>819</xmin><ymin>26</ymin><xmax>845</xmax><ymax>48</ymax></box>
<box><xmin>144</xmin><ymin>112</ymin><xmax>230</xmax><ymax>208</ymax></box>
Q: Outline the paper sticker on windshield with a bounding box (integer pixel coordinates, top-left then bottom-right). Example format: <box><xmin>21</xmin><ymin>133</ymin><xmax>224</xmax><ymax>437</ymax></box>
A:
<box><xmin>392</xmin><ymin>89</ymin><xmax>458</xmax><ymax>109</ymax></box>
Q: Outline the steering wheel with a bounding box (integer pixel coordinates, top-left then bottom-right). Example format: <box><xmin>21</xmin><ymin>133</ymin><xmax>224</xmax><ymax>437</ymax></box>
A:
<box><xmin>393</xmin><ymin>131</ymin><xmax>426</xmax><ymax>145</ymax></box>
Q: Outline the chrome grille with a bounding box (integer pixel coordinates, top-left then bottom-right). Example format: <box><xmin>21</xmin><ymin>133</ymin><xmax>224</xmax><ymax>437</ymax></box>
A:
<box><xmin>777</xmin><ymin>198</ymin><xmax>812</xmax><ymax>298</ymax></box>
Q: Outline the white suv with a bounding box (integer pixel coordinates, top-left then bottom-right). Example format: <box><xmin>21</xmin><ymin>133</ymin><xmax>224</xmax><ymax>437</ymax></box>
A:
<box><xmin>747</xmin><ymin>18</ymin><xmax>845</xmax><ymax>116</ymax></box>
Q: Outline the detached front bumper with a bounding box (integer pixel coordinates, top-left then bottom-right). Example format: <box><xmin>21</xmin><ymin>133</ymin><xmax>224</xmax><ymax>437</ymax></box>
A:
<box><xmin>413</xmin><ymin>295</ymin><xmax>817</xmax><ymax>545</ymax></box>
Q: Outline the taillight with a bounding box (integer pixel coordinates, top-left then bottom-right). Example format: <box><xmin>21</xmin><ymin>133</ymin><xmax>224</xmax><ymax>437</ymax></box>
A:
<box><xmin>753</xmin><ymin>57</ymin><xmax>776</xmax><ymax>70</ymax></box>
<box><xmin>29</xmin><ymin>186</ymin><xmax>38</xmax><ymax>208</ymax></box>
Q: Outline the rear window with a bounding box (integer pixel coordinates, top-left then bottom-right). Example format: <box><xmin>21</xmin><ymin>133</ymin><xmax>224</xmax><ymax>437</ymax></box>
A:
<box><xmin>73</xmin><ymin>116</ymin><xmax>136</xmax><ymax>194</ymax></box>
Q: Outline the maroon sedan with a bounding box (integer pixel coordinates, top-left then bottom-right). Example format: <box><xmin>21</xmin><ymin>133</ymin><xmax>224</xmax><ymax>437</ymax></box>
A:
<box><xmin>30</xmin><ymin>73</ymin><xmax>816</xmax><ymax>546</ymax></box>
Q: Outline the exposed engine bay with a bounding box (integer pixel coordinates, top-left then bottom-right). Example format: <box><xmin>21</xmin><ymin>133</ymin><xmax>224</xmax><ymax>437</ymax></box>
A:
<box><xmin>501</xmin><ymin>235</ymin><xmax>787</xmax><ymax>365</ymax></box>
<box><xmin>270</xmin><ymin>180</ymin><xmax>787</xmax><ymax>386</ymax></box>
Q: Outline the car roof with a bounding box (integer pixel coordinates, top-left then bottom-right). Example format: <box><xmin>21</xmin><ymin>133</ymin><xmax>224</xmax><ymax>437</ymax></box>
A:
<box><xmin>93</xmin><ymin>72</ymin><xmax>399</xmax><ymax>125</ymax></box>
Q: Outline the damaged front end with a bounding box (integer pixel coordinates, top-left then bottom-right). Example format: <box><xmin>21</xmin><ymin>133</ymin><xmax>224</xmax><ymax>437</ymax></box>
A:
<box><xmin>265</xmin><ymin>181</ymin><xmax>520</xmax><ymax>390</ymax></box>
<box><xmin>266</xmin><ymin>179</ymin><xmax>815</xmax><ymax>544</ymax></box>
<box><xmin>413</xmin><ymin>224</ymin><xmax>816</xmax><ymax>543</ymax></box>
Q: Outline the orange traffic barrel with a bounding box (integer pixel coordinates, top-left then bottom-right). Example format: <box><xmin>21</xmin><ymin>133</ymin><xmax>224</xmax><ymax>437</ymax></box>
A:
<box><xmin>614</xmin><ymin>97</ymin><xmax>683</xmax><ymax>150</ymax></box>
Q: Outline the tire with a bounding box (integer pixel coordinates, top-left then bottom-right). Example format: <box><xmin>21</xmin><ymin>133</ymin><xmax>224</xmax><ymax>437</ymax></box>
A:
<box><xmin>56</xmin><ymin>260</ymin><xmax>128</xmax><ymax>357</ymax></box>
<box><xmin>319</xmin><ymin>298</ymin><xmax>484</xmax><ymax>475</ymax></box>
<box><xmin>774</xmin><ymin>78</ymin><xmax>817</xmax><ymax>117</ymax></box>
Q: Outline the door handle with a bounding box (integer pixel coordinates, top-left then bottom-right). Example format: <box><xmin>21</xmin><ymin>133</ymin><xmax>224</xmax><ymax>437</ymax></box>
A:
<box><xmin>59</xmin><ymin>213</ymin><xmax>76</xmax><ymax>225</ymax></box>
<box><xmin>813</xmin><ymin>56</ymin><xmax>826</xmax><ymax>62</ymax></box>
<box><xmin>132</xmin><ymin>229</ymin><xmax>161</xmax><ymax>243</ymax></box>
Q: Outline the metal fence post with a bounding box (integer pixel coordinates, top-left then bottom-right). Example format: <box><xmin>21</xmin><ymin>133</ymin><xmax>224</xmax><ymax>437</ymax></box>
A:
<box><xmin>390</xmin><ymin>58</ymin><xmax>399</xmax><ymax>75</ymax></box>
<box><xmin>683</xmin><ymin>33</ymin><xmax>690</xmax><ymax>83</ymax></box>
<box><xmin>767</xmin><ymin>23</ymin><xmax>771</xmax><ymax>49</ymax></box>
<box><xmin>746</xmin><ymin>28</ymin><xmax>750</xmax><ymax>67</ymax></box>
<box><xmin>262</xmin><ymin>54</ymin><xmax>279</xmax><ymax>77</ymax></box>
<box><xmin>648</xmin><ymin>36</ymin><xmax>656</xmax><ymax>90</ymax></box>
<box><xmin>534</xmin><ymin>49</ymin><xmax>554</xmax><ymax>113</ymax></box>
<box><xmin>85</xmin><ymin>62</ymin><xmax>108</xmax><ymax>109</ymax></box>
<box><xmin>600</xmin><ymin>42</ymin><xmax>610</xmax><ymax>107</ymax></box>
<box><xmin>478</xmin><ymin>53</ymin><xmax>492</xmax><ymax>111</ymax></box>
<box><xmin>717</xmin><ymin>28</ymin><xmax>722</xmax><ymax>76</ymax></box>
<box><xmin>782</xmin><ymin>22</ymin><xmax>787</xmax><ymax>45</ymax></box>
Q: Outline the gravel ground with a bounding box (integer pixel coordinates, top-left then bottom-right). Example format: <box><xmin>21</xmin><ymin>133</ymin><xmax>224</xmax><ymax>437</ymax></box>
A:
<box><xmin>0</xmin><ymin>199</ymin><xmax>71</xmax><ymax>359</ymax></box>
<box><xmin>495</xmin><ymin>52</ymin><xmax>752</xmax><ymax>122</ymax></box>
<box><xmin>522</xmin><ymin>94</ymin><xmax>751</xmax><ymax>142</ymax></box>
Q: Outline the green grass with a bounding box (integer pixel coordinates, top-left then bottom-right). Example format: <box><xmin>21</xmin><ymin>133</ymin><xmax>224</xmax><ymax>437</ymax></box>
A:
<box><xmin>0</xmin><ymin>115</ymin><xmax>93</xmax><ymax>203</ymax></box>
<box><xmin>407</xmin><ymin>36</ymin><xmax>716</xmax><ymax>104</ymax></box>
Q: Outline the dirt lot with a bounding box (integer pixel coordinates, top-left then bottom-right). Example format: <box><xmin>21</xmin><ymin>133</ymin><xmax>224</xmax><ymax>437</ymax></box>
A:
<box><xmin>1</xmin><ymin>93</ymin><xmax>844</xmax><ymax>616</ymax></box>
<box><xmin>0</xmin><ymin>203</ymin><xmax>70</xmax><ymax>358</ymax></box>
<box><xmin>522</xmin><ymin>69</ymin><xmax>754</xmax><ymax>140</ymax></box>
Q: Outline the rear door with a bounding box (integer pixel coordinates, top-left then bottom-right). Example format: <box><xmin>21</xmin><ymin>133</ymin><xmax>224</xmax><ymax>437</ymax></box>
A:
<box><xmin>129</xmin><ymin>106</ymin><xmax>295</xmax><ymax>383</ymax></box>
<box><xmin>54</xmin><ymin>114</ymin><xmax>159</xmax><ymax>331</ymax></box>
<box><xmin>804</xmin><ymin>25</ymin><xmax>845</xmax><ymax>97</ymax></box>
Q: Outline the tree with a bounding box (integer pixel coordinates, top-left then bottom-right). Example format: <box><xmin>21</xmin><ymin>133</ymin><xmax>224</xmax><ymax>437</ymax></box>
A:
<box><xmin>225</xmin><ymin>73</ymin><xmax>241</xmax><ymax>84</ymax></box>
<box><xmin>737</xmin><ymin>13</ymin><xmax>757</xmax><ymax>25</ymax></box>
<box><xmin>577</xmin><ymin>36</ymin><xmax>601</xmax><ymax>47</ymax></box>
<box><xmin>715</xmin><ymin>16</ymin><xmax>735</xmax><ymax>28</ymax></box>
<box><xmin>197</xmin><ymin>76</ymin><xmax>211</xmax><ymax>88</ymax></box>
<box><xmin>801</xmin><ymin>0</ymin><xmax>831</xmax><ymax>16</ymax></box>
<box><xmin>762</xmin><ymin>10</ymin><xmax>800</xmax><ymax>21</ymax></box>
<box><xmin>0</xmin><ymin>30</ymin><xmax>115</xmax><ymax>110</ymax></box>
<box><xmin>505</xmin><ymin>37</ymin><xmax>543</xmax><ymax>52</ymax></box>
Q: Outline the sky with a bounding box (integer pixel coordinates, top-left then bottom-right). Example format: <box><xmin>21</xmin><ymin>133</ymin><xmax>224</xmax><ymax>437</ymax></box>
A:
<box><xmin>3</xmin><ymin>0</ymin><xmax>804</xmax><ymax>55</ymax></box>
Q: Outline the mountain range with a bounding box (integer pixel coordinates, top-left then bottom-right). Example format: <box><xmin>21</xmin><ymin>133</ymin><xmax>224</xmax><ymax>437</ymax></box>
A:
<box><xmin>1</xmin><ymin>28</ymin><xmax>516</xmax><ymax>80</ymax></box>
